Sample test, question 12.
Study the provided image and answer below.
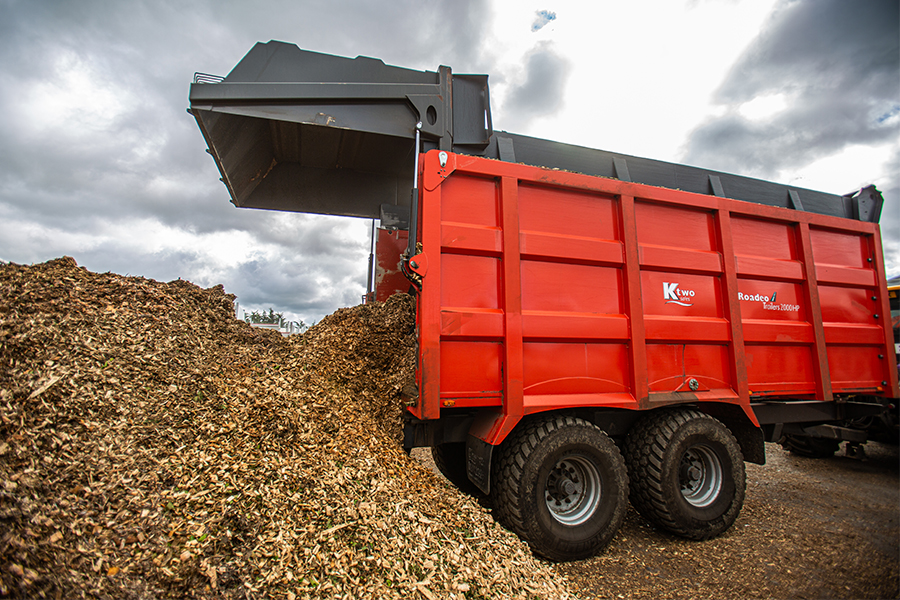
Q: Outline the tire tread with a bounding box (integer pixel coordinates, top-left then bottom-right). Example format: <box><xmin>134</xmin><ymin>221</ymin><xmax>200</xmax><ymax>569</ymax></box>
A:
<box><xmin>491</xmin><ymin>415</ymin><xmax>628</xmax><ymax>560</ymax></box>
<box><xmin>625</xmin><ymin>409</ymin><xmax>745</xmax><ymax>540</ymax></box>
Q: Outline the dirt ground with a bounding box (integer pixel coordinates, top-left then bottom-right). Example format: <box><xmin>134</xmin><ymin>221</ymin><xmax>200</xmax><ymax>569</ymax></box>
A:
<box><xmin>417</xmin><ymin>441</ymin><xmax>900</xmax><ymax>600</ymax></box>
<box><xmin>556</xmin><ymin>441</ymin><xmax>899</xmax><ymax>600</ymax></box>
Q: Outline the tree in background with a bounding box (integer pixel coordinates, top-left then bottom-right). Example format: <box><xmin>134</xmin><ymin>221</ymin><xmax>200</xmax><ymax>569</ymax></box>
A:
<box><xmin>243</xmin><ymin>308</ymin><xmax>284</xmax><ymax>325</ymax></box>
<box><xmin>243</xmin><ymin>308</ymin><xmax>310</xmax><ymax>333</ymax></box>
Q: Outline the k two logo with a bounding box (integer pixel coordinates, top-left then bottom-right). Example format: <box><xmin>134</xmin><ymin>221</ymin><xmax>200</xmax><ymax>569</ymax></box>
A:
<box><xmin>663</xmin><ymin>282</ymin><xmax>695</xmax><ymax>307</ymax></box>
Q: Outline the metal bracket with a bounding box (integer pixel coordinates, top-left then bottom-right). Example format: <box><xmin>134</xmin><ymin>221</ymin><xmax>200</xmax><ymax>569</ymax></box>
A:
<box><xmin>466</xmin><ymin>435</ymin><xmax>492</xmax><ymax>495</ymax></box>
<box><xmin>498</xmin><ymin>137</ymin><xmax>516</xmax><ymax>163</ymax></box>
<box><xmin>708</xmin><ymin>175</ymin><xmax>725</xmax><ymax>198</ymax></box>
<box><xmin>613</xmin><ymin>157</ymin><xmax>631</xmax><ymax>182</ymax></box>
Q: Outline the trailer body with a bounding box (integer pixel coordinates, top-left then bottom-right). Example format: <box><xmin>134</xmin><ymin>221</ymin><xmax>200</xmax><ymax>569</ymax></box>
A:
<box><xmin>396</xmin><ymin>149</ymin><xmax>897</xmax><ymax>475</ymax></box>
<box><xmin>190</xmin><ymin>42</ymin><xmax>898</xmax><ymax>561</ymax></box>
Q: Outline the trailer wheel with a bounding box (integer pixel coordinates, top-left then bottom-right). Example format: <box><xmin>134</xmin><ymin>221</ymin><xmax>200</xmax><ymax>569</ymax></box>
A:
<box><xmin>779</xmin><ymin>434</ymin><xmax>840</xmax><ymax>458</ymax></box>
<box><xmin>491</xmin><ymin>415</ymin><xmax>628</xmax><ymax>561</ymax></box>
<box><xmin>625</xmin><ymin>409</ymin><xmax>745</xmax><ymax>540</ymax></box>
<box><xmin>431</xmin><ymin>443</ymin><xmax>485</xmax><ymax>497</ymax></box>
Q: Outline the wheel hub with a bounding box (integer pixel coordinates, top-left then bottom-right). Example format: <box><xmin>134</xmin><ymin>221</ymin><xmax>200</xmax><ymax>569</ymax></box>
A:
<box><xmin>544</xmin><ymin>456</ymin><xmax>601</xmax><ymax>526</ymax></box>
<box><xmin>679</xmin><ymin>444</ymin><xmax>723</xmax><ymax>508</ymax></box>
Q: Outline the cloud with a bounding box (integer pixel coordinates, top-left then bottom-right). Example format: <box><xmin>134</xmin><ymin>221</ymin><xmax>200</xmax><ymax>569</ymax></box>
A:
<box><xmin>878</xmin><ymin>146</ymin><xmax>900</xmax><ymax>274</ymax></box>
<box><xmin>0</xmin><ymin>0</ymin><xmax>492</xmax><ymax>323</ymax></box>
<box><xmin>680</xmin><ymin>0</ymin><xmax>899</xmax><ymax>272</ymax></box>
<box><xmin>683</xmin><ymin>0</ymin><xmax>899</xmax><ymax>176</ymax></box>
<box><xmin>504</xmin><ymin>42</ymin><xmax>571</xmax><ymax>123</ymax></box>
<box><xmin>531</xmin><ymin>10</ymin><xmax>557</xmax><ymax>32</ymax></box>
<box><xmin>1</xmin><ymin>0</ymin><xmax>897</xmax><ymax>331</ymax></box>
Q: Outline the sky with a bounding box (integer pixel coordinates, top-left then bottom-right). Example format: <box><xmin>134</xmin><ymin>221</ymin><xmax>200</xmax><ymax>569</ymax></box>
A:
<box><xmin>0</xmin><ymin>0</ymin><xmax>897</xmax><ymax>326</ymax></box>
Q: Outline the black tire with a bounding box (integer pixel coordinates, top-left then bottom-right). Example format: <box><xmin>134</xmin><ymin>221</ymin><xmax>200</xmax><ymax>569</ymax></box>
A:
<box><xmin>431</xmin><ymin>443</ymin><xmax>485</xmax><ymax>497</ymax></box>
<box><xmin>490</xmin><ymin>415</ymin><xmax>629</xmax><ymax>561</ymax></box>
<box><xmin>779</xmin><ymin>434</ymin><xmax>840</xmax><ymax>458</ymax></box>
<box><xmin>625</xmin><ymin>409</ymin><xmax>745</xmax><ymax>540</ymax></box>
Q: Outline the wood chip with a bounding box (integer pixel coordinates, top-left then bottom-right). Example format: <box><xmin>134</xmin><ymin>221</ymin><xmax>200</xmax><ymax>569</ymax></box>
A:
<box><xmin>0</xmin><ymin>257</ymin><xmax>574</xmax><ymax>599</ymax></box>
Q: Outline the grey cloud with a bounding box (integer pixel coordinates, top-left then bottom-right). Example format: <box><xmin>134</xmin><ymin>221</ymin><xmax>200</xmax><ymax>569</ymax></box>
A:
<box><xmin>200</xmin><ymin>0</ymin><xmax>491</xmax><ymax>74</ymax></box>
<box><xmin>0</xmin><ymin>0</ymin><xmax>491</xmax><ymax>322</ymax></box>
<box><xmin>879</xmin><ymin>148</ymin><xmax>900</xmax><ymax>273</ymax></box>
<box><xmin>0</xmin><ymin>223</ymin><xmax>369</xmax><ymax>325</ymax></box>
<box><xmin>715</xmin><ymin>0</ymin><xmax>898</xmax><ymax>104</ymax></box>
<box><xmin>683</xmin><ymin>0</ymin><xmax>899</xmax><ymax>177</ymax></box>
<box><xmin>230</xmin><ymin>256</ymin><xmax>366</xmax><ymax>317</ymax></box>
<box><xmin>505</xmin><ymin>42</ymin><xmax>571</xmax><ymax>121</ymax></box>
<box><xmin>681</xmin><ymin>0</ymin><xmax>899</xmax><ymax>273</ymax></box>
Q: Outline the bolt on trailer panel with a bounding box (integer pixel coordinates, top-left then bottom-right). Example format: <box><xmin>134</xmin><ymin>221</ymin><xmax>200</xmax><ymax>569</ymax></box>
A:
<box><xmin>403</xmin><ymin>151</ymin><xmax>899</xmax><ymax>445</ymax></box>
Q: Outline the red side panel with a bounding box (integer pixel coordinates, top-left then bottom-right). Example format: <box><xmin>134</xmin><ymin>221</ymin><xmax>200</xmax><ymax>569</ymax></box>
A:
<box><xmin>374</xmin><ymin>228</ymin><xmax>409</xmax><ymax>302</ymax></box>
<box><xmin>407</xmin><ymin>151</ymin><xmax>900</xmax><ymax>443</ymax></box>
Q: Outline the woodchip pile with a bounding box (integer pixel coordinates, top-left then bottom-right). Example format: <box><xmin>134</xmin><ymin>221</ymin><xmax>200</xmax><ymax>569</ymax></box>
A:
<box><xmin>0</xmin><ymin>257</ymin><xmax>573</xmax><ymax>599</ymax></box>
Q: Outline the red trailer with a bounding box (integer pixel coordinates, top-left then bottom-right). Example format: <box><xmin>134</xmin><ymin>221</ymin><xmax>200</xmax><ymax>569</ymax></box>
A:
<box><xmin>190</xmin><ymin>42</ymin><xmax>899</xmax><ymax>561</ymax></box>
<box><xmin>394</xmin><ymin>150</ymin><xmax>898</xmax><ymax>559</ymax></box>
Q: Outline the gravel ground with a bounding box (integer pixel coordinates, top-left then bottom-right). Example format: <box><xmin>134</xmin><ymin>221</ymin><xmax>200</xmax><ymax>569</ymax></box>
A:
<box><xmin>415</xmin><ymin>440</ymin><xmax>899</xmax><ymax>599</ymax></box>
